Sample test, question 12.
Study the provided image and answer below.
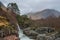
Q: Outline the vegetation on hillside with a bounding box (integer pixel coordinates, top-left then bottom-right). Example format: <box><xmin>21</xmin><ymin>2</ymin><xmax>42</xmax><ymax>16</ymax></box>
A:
<box><xmin>16</xmin><ymin>14</ymin><xmax>60</xmax><ymax>32</ymax></box>
<box><xmin>0</xmin><ymin>16</ymin><xmax>17</xmax><ymax>37</ymax></box>
<box><xmin>35</xmin><ymin>16</ymin><xmax>60</xmax><ymax>31</ymax></box>
<box><xmin>16</xmin><ymin>14</ymin><xmax>33</xmax><ymax>29</ymax></box>
<box><xmin>0</xmin><ymin>2</ymin><xmax>20</xmax><ymax>38</ymax></box>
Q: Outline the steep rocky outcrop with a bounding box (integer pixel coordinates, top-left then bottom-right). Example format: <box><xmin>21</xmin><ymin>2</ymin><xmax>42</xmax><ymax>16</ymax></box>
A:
<box><xmin>0</xmin><ymin>2</ymin><xmax>19</xmax><ymax>40</ymax></box>
<box><xmin>0</xmin><ymin>3</ymin><xmax>17</xmax><ymax>25</ymax></box>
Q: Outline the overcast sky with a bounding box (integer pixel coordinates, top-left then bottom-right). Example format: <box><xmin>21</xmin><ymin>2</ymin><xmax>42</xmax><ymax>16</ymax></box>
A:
<box><xmin>0</xmin><ymin>0</ymin><xmax>60</xmax><ymax>14</ymax></box>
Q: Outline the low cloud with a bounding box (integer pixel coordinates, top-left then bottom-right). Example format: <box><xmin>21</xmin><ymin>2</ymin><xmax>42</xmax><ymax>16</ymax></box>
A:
<box><xmin>0</xmin><ymin>0</ymin><xmax>60</xmax><ymax>14</ymax></box>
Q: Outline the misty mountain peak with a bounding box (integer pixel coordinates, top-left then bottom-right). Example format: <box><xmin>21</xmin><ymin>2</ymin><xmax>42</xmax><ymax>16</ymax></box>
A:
<box><xmin>41</xmin><ymin>9</ymin><xmax>59</xmax><ymax>13</ymax></box>
<box><xmin>43</xmin><ymin>9</ymin><xmax>55</xmax><ymax>11</ymax></box>
<box><xmin>27</xmin><ymin>9</ymin><xmax>60</xmax><ymax>20</ymax></box>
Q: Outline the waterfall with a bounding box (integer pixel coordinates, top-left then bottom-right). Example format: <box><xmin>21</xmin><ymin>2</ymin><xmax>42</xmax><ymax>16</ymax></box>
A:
<box><xmin>17</xmin><ymin>24</ymin><xmax>34</xmax><ymax>40</ymax></box>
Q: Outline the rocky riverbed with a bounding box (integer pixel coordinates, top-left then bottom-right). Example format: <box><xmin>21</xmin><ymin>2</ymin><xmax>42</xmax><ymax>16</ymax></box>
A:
<box><xmin>23</xmin><ymin>27</ymin><xmax>60</xmax><ymax>40</ymax></box>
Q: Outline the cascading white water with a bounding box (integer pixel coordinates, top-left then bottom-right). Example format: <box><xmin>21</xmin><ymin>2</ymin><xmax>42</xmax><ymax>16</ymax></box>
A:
<box><xmin>17</xmin><ymin>24</ymin><xmax>33</xmax><ymax>40</ymax></box>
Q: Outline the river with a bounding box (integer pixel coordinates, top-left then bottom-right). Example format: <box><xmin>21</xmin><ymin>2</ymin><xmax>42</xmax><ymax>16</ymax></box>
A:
<box><xmin>17</xmin><ymin>24</ymin><xmax>34</xmax><ymax>40</ymax></box>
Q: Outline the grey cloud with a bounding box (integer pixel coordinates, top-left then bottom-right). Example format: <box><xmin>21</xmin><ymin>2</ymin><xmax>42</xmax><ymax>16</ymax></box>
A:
<box><xmin>0</xmin><ymin>0</ymin><xmax>60</xmax><ymax>14</ymax></box>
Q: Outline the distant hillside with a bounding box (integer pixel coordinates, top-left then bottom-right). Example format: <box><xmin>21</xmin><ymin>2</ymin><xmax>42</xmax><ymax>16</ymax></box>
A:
<box><xmin>27</xmin><ymin>9</ymin><xmax>60</xmax><ymax>20</ymax></box>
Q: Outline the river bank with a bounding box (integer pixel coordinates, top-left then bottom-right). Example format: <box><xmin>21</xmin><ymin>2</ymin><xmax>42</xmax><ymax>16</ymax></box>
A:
<box><xmin>0</xmin><ymin>35</ymin><xmax>19</xmax><ymax>40</ymax></box>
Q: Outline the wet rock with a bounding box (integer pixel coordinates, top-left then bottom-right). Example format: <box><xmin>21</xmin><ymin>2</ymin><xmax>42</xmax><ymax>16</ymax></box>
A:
<box><xmin>35</xmin><ymin>27</ymin><xmax>55</xmax><ymax>34</ymax></box>
<box><xmin>23</xmin><ymin>30</ymin><xmax>31</xmax><ymax>36</ymax></box>
<box><xmin>55</xmin><ymin>38</ymin><xmax>60</xmax><ymax>40</ymax></box>
<box><xmin>0</xmin><ymin>38</ymin><xmax>4</xmax><ymax>40</ymax></box>
<box><xmin>23</xmin><ymin>29</ymin><xmax>38</xmax><ymax>39</ymax></box>
<box><xmin>4</xmin><ymin>35</ymin><xmax>20</xmax><ymax>40</ymax></box>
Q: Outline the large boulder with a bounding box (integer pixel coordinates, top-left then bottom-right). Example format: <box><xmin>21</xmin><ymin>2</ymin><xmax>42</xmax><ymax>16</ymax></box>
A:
<box><xmin>23</xmin><ymin>29</ymin><xmax>38</xmax><ymax>39</ymax></box>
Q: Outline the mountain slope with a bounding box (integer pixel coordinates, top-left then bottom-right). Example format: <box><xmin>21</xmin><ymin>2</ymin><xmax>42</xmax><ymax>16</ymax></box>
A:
<box><xmin>27</xmin><ymin>9</ymin><xmax>60</xmax><ymax>20</ymax></box>
<box><xmin>0</xmin><ymin>3</ymin><xmax>18</xmax><ymax>26</ymax></box>
<box><xmin>0</xmin><ymin>2</ymin><xmax>19</xmax><ymax>38</ymax></box>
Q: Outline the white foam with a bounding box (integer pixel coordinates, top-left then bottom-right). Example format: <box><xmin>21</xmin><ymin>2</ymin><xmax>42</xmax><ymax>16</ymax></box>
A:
<box><xmin>17</xmin><ymin>24</ymin><xmax>33</xmax><ymax>40</ymax></box>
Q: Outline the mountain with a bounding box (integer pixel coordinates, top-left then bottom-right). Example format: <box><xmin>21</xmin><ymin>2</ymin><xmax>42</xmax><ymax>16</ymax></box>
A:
<box><xmin>0</xmin><ymin>2</ymin><xmax>20</xmax><ymax>40</ymax></box>
<box><xmin>0</xmin><ymin>2</ymin><xmax>18</xmax><ymax>26</ymax></box>
<box><xmin>27</xmin><ymin>9</ymin><xmax>60</xmax><ymax>20</ymax></box>
<box><xmin>7</xmin><ymin>3</ymin><xmax>20</xmax><ymax>15</ymax></box>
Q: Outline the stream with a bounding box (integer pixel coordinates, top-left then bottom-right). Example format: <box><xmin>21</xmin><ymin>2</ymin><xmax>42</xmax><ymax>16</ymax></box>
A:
<box><xmin>17</xmin><ymin>24</ymin><xmax>34</xmax><ymax>40</ymax></box>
